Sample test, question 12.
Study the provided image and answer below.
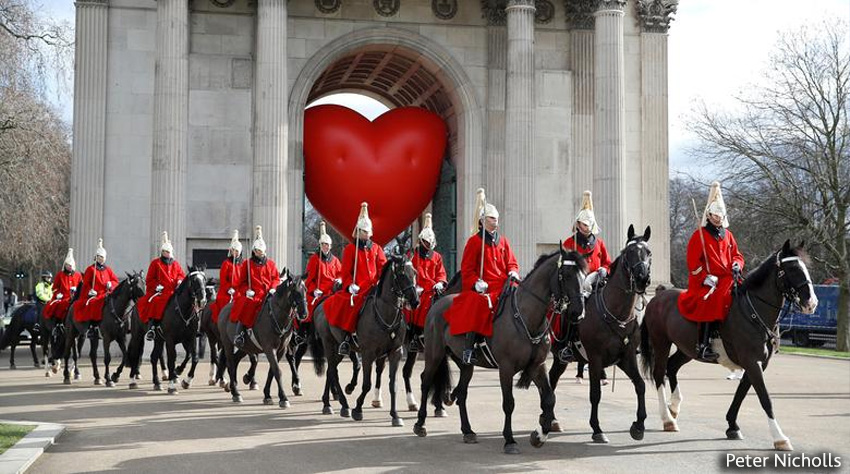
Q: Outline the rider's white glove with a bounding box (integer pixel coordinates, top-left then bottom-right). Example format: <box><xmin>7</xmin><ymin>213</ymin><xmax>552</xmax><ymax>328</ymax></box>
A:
<box><xmin>56</xmin><ymin>293</ymin><xmax>63</xmax><ymax>300</ymax></box>
<box><xmin>227</xmin><ymin>287</ymin><xmax>235</xmax><ymax>296</ymax></box>
<box><xmin>246</xmin><ymin>290</ymin><xmax>256</xmax><ymax>298</ymax></box>
<box><xmin>313</xmin><ymin>289</ymin><xmax>323</xmax><ymax>298</ymax></box>
<box><xmin>177</xmin><ymin>279</ymin><xmax>183</xmax><ymax>285</ymax></box>
<box><xmin>106</xmin><ymin>281</ymin><xmax>112</xmax><ymax>290</ymax></box>
<box><xmin>597</xmin><ymin>267</ymin><xmax>608</xmax><ymax>279</ymax></box>
<box><xmin>433</xmin><ymin>282</ymin><xmax>445</xmax><ymax>292</ymax></box>
<box><xmin>508</xmin><ymin>271</ymin><xmax>520</xmax><ymax>281</ymax></box>
<box><xmin>474</xmin><ymin>280</ymin><xmax>489</xmax><ymax>294</ymax></box>
<box><xmin>269</xmin><ymin>288</ymin><xmax>276</xmax><ymax>295</ymax></box>
<box><xmin>88</xmin><ymin>290</ymin><xmax>97</xmax><ymax>297</ymax></box>
<box><xmin>703</xmin><ymin>275</ymin><xmax>718</xmax><ymax>288</ymax></box>
<box><xmin>348</xmin><ymin>284</ymin><xmax>360</xmax><ymax>295</ymax></box>
<box><xmin>732</xmin><ymin>262</ymin><xmax>741</xmax><ymax>273</ymax></box>
<box><xmin>334</xmin><ymin>278</ymin><xmax>342</xmax><ymax>285</ymax></box>
<box><xmin>155</xmin><ymin>284</ymin><xmax>164</xmax><ymax>292</ymax></box>
<box><xmin>416</xmin><ymin>286</ymin><xmax>424</xmax><ymax>296</ymax></box>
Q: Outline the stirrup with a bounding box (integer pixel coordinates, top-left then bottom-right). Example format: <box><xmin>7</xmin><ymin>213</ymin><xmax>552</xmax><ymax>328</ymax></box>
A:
<box><xmin>698</xmin><ymin>344</ymin><xmax>719</xmax><ymax>362</ymax></box>
<box><xmin>234</xmin><ymin>331</ymin><xmax>246</xmax><ymax>348</ymax></box>
<box><xmin>338</xmin><ymin>340</ymin><xmax>351</xmax><ymax>356</ymax></box>
<box><xmin>409</xmin><ymin>336</ymin><xmax>424</xmax><ymax>353</ymax></box>
<box><xmin>292</xmin><ymin>332</ymin><xmax>306</xmax><ymax>347</ymax></box>
<box><xmin>557</xmin><ymin>346</ymin><xmax>575</xmax><ymax>364</ymax></box>
<box><xmin>461</xmin><ymin>349</ymin><xmax>476</xmax><ymax>365</ymax></box>
<box><xmin>145</xmin><ymin>328</ymin><xmax>156</xmax><ymax>341</ymax></box>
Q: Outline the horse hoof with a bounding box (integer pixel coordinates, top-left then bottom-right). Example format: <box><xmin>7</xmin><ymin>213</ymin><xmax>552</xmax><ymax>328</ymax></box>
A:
<box><xmin>181</xmin><ymin>380</ymin><xmax>190</xmax><ymax>390</ymax></box>
<box><xmin>168</xmin><ymin>388</ymin><xmax>178</xmax><ymax>395</ymax></box>
<box><xmin>153</xmin><ymin>384</ymin><xmax>162</xmax><ymax>392</ymax></box>
<box><xmin>774</xmin><ymin>439</ymin><xmax>793</xmax><ymax>451</ymax></box>
<box><xmin>592</xmin><ymin>433</ymin><xmax>609</xmax><ymax>444</ymax></box>
<box><xmin>63</xmin><ymin>378</ymin><xmax>71</xmax><ymax>385</ymax></box>
<box><xmin>224</xmin><ymin>384</ymin><xmax>231</xmax><ymax>393</ymax></box>
<box><xmin>10</xmin><ymin>364</ymin><xmax>16</xmax><ymax>370</ymax></box>
<box><xmin>668</xmin><ymin>406</ymin><xmax>679</xmax><ymax>419</ymax></box>
<box><xmin>45</xmin><ymin>371</ymin><xmax>51</xmax><ymax>378</ymax></box>
<box><xmin>243</xmin><ymin>374</ymin><xmax>251</xmax><ymax>385</ymax></box>
<box><xmin>392</xmin><ymin>417</ymin><xmax>404</xmax><ymax>427</ymax></box>
<box><xmin>135</xmin><ymin>374</ymin><xmax>141</xmax><ymax>380</ymax></box>
<box><xmin>435</xmin><ymin>408</ymin><xmax>447</xmax><ymax>418</ymax></box>
<box><xmin>551</xmin><ymin>420</ymin><xmax>563</xmax><ymax>433</ymax></box>
<box><xmin>503</xmin><ymin>442</ymin><xmax>519</xmax><ymax>454</ymax></box>
<box><xmin>463</xmin><ymin>433</ymin><xmax>478</xmax><ymax>444</ymax></box>
<box><xmin>232</xmin><ymin>394</ymin><xmax>242</xmax><ymax>403</ymax></box>
<box><xmin>371</xmin><ymin>400</ymin><xmax>383</xmax><ymax>409</ymax></box>
<box><xmin>292</xmin><ymin>385</ymin><xmax>302</xmax><ymax>396</ymax></box>
<box><xmin>106</xmin><ymin>380</ymin><xmax>115</xmax><ymax>388</ymax></box>
<box><xmin>322</xmin><ymin>406</ymin><xmax>333</xmax><ymax>415</ymax></box>
<box><xmin>530</xmin><ymin>430</ymin><xmax>546</xmax><ymax>448</ymax></box>
<box><xmin>51</xmin><ymin>366</ymin><xmax>59</xmax><ymax>374</ymax></box>
<box><xmin>340</xmin><ymin>407</ymin><xmax>351</xmax><ymax>418</ymax></box>
<box><xmin>408</xmin><ymin>403</ymin><xmax>419</xmax><ymax>412</ymax></box>
<box><xmin>249</xmin><ymin>382</ymin><xmax>259</xmax><ymax>391</ymax></box>
<box><xmin>280</xmin><ymin>400</ymin><xmax>290</xmax><ymax>409</ymax></box>
<box><xmin>208</xmin><ymin>379</ymin><xmax>216</xmax><ymax>386</ymax></box>
<box><xmin>94</xmin><ymin>378</ymin><xmax>103</xmax><ymax>386</ymax></box>
<box><xmin>726</xmin><ymin>429</ymin><xmax>744</xmax><ymax>440</ymax></box>
<box><xmin>175</xmin><ymin>367</ymin><xmax>184</xmax><ymax>376</ymax></box>
<box><xmin>345</xmin><ymin>384</ymin><xmax>355</xmax><ymax>395</ymax></box>
<box><xmin>413</xmin><ymin>424</ymin><xmax>427</xmax><ymax>437</ymax></box>
<box><xmin>630</xmin><ymin>422</ymin><xmax>645</xmax><ymax>441</ymax></box>
<box><xmin>263</xmin><ymin>398</ymin><xmax>274</xmax><ymax>406</ymax></box>
<box><xmin>129</xmin><ymin>382</ymin><xmax>138</xmax><ymax>389</ymax></box>
<box><xmin>352</xmin><ymin>409</ymin><xmax>363</xmax><ymax>421</ymax></box>
<box><xmin>663</xmin><ymin>421</ymin><xmax>679</xmax><ymax>432</ymax></box>
<box><xmin>74</xmin><ymin>373</ymin><xmax>81</xmax><ymax>380</ymax></box>
<box><xmin>110</xmin><ymin>373</ymin><xmax>120</xmax><ymax>383</ymax></box>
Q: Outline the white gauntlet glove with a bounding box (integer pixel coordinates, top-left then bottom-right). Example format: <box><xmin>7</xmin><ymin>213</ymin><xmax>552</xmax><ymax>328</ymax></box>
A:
<box><xmin>313</xmin><ymin>289</ymin><xmax>323</xmax><ymax>298</ymax></box>
<box><xmin>433</xmin><ymin>282</ymin><xmax>445</xmax><ymax>292</ymax></box>
<box><xmin>246</xmin><ymin>290</ymin><xmax>256</xmax><ymax>298</ymax></box>
<box><xmin>269</xmin><ymin>288</ymin><xmax>276</xmax><ymax>295</ymax></box>
<box><xmin>88</xmin><ymin>290</ymin><xmax>97</xmax><ymax>297</ymax></box>
<box><xmin>416</xmin><ymin>286</ymin><xmax>424</xmax><ymax>296</ymax></box>
<box><xmin>597</xmin><ymin>267</ymin><xmax>608</xmax><ymax>279</ymax></box>
<box><xmin>155</xmin><ymin>284</ymin><xmax>164</xmax><ymax>292</ymax></box>
<box><xmin>227</xmin><ymin>287</ymin><xmax>235</xmax><ymax>296</ymax></box>
<box><xmin>508</xmin><ymin>271</ymin><xmax>520</xmax><ymax>281</ymax></box>
<box><xmin>348</xmin><ymin>284</ymin><xmax>360</xmax><ymax>295</ymax></box>
<box><xmin>106</xmin><ymin>281</ymin><xmax>112</xmax><ymax>290</ymax></box>
<box><xmin>703</xmin><ymin>275</ymin><xmax>718</xmax><ymax>288</ymax></box>
<box><xmin>474</xmin><ymin>280</ymin><xmax>489</xmax><ymax>294</ymax></box>
<box><xmin>56</xmin><ymin>293</ymin><xmax>64</xmax><ymax>300</ymax></box>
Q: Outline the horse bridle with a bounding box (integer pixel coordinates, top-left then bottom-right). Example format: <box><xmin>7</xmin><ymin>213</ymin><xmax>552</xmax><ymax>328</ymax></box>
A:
<box><xmin>175</xmin><ymin>271</ymin><xmax>206</xmax><ymax>325</ymax></box>
<box><xmin>370</xmin><ymin>259</ymin><xmax>416</xmax><ymax>337</ymax></box>
<box><xmin>512</xmin><ymin>253</ymin><xmax>583</xmax><ymax>345</ymax></box>
<box><xmin>263</xmin><ymin>278</ymin><xmax>305</xmax><ymax>337</ymax></box>
<box><xmin>616</xmin><ymin>239</ymin><xmax>652</xmax><ymax>295</ymax></box>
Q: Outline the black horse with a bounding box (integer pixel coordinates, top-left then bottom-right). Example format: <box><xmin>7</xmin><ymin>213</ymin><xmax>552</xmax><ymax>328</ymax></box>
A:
<box><xmin>1</xmin><ymin>303</ymin><xmax>40</xmax><ymax>369</ymax></box>
<box><xmin>640</xmin><ymin>240</ymin><xmax>817</xmax><ymax>451</ymax></box>
<box><xmin>414</xmin><ymin>247</ymin><xmax>586</xmax><ymax>454</ymax></box>
<box><xmin>99</xmin><ymin>272</ymin><xmax>145</xmax><ymax>387</ymax></box>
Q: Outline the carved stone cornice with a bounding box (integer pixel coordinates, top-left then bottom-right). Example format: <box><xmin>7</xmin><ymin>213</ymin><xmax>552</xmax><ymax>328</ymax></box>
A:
<box><xmin>481</xmin><ymin>0</ymin><xmax>507</xmax><ymax>26</ymax></box>
<box><xmin>597</xmin><ymin>0</ymin><xmax>626</xmax><ymax>11</ymax></box>
<box><xmin>636</xmin><ymin>0</ymin><xmax>677</xmax><ymax>33</ymax></box>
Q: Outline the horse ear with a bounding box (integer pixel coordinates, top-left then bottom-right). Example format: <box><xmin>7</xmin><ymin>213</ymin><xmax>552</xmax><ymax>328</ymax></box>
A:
<box><xmin>643</xmin><ymin>226</ymin><xmax>651</xmax><ymax>242</ymax></box>
<box><xmin>782</xmin><ymin>239</ymin><xmax>791</xmax><ymax>254</ymax></box>
<box><xmin>627</xmin><ymin>224</ymin><xmax>635</xmax><ymax>241</ymax></box>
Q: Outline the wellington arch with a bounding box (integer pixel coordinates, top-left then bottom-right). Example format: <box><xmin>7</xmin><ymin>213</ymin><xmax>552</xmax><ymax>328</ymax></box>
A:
<box><xmin>69</xmin><ymin>0</ymin><xmax>674</xmax><ymax>284</ymax></box>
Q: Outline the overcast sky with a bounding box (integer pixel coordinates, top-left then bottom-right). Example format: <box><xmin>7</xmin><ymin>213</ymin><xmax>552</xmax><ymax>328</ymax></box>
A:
<box><xmin>42</xmin><ymin>0</ymin><xmax>849</xmax><ymax>176</ymax></box>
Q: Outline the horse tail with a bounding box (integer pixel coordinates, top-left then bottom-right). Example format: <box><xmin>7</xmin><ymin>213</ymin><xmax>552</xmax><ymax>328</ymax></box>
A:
<box><xmin>309</xmin><ymin>331</ymin><xmax>325</xmax><ymax>376</ymax></box>
<box><xmin>639</xmin><ymin>319</ymin><xmax>654</xmax><ymax>379</ymax></box>
<box><xmin>430</xmin><ymin>354</ymin><xmax>452</xmax><ymax>408</ymax></box>
<box><xmin>515</xmin><ymin>367</ymin><xmax>534</xmax><ymax>390</ymax></box>
<box><xmin>0</xmin><ymin>306</ymin><xmax>26</xmax><ymax>350</ymax></box>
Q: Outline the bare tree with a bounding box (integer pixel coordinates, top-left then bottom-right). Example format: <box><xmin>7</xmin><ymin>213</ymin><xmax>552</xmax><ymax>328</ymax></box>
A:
<box><xmin>689</xmin><ymin>20</ymin><xmax>850</xmax><ymax>351</ymax></box>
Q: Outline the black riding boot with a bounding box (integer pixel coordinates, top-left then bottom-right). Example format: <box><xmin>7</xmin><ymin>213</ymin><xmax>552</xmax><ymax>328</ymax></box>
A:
<box><xmin>558</xmin><ymin>321</ymin><xmax>577</xmax><ymax>364</ymax></box>
<box><xmin>697</xmin><ymin>322</ymin><xmax>719</xmax><ymax>362</ymax></box>
<box><xmin>145</xmin><ymin>320</ymin><xmax>157</xmax><ymax>341</ymax></box>
<box><xmin>338</xmin><ymin>331</ymin><xmax>352</xmax><ymax>356</ymax></box>
<box><xmin>87</xmin><ymin>321</ymin><xmax>99</xmax><ymax>340</ymax></box>
<box><xmin>409</xmin><ymin>326</ymin><xmax>425</xmax><ymax>353</ymax></box>
<box><xmin>233</xmin><ymin>322</ymin><xmax>246</xmax><ymax>347</ymax></box>
<box><xmin>461</xmin><ymin>332</ymin><xmax>477</xmax><ymax>365</ymax></box>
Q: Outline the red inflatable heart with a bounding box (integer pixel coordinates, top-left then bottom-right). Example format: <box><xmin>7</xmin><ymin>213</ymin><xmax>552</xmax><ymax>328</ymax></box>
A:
<box><xmin>304</xmin><ymin>105</ymin><xmax>447</xmax><ymax>246</ymax></box>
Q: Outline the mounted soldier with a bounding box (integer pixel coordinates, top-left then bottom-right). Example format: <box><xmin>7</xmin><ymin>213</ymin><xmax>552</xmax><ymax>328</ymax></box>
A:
<box><xmin>139</xmin><ymin>232</ymin><xmax>186</xmax><ymax>341</ymax></box>
<box><xmin>72</xmin><ymin>239</ymin><xmax>119</xmax><ymax>339</ymax></box>
<box><xmin>232</xmin><ymin>225</ymin><xmax>281</xmax><ymax>347</ymax></box>
<box><xmin>406</xmin><ymin>213</ymin><xmax>447</xmax><ymax>353</ymax></box>
<box><xmin>322</xmin><ymin>202</ymin><xmax>387</xmax><ymax>356</ymax></box>
<box><xmin>43</xmin><ymin>249</ymin><xmax>83</xmax><ymax>325</ymax></box>
<box><xmin>304</xmin><ymin>221</ymin><xmax>342</xmax><ymax>323</ymax></box>
<box><xmin>678</xmin><ymin>181</ymin><xmax>744</xmax><ymax>361</ymax></box>
<box><xmin>210</xmin><ymin>230</ymin><xmax>243</xmax><ymax>325</ymax></box>
<box><xmin>443</xmin><ymin>188</ymin><xmax>519</xmax><ymax>365</ymax></box>
<box><xmin>556</xmin><ymin>190</ymin><xmax>612</xmax><ymax>363</ymax></box>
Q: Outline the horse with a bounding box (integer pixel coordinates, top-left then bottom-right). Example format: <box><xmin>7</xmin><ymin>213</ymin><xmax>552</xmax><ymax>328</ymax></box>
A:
<box><xmin>0</xmin><ymin>303</ymin><xmax>40</xmax><ymax>369</ymax></box>
<box><xmin>548</xmin><ymin>225</ymin><xmax>652</xmax><ymax>442</ymax></box>
<box><xmin>199</xmin><ymin>286</ymin><xmax>261</xmax><ymax>391</ymax></box>
<box><xmin>218</xmin><ymin>269</ymin><xmax>307</xmax><ymax>405</ymax></box>
<box><xmin>310</xmin><ymin>254</ymin><xmax>420</xmax><ymax>425</ymax></box>
<box><xmin>98</xmin><ymin>272</ymin><xmax>145</xmax><ymax>387</ymax></box>
<box><xmin>640</xmin><ymin>240</ymin><xmax>818</xmax><ymax>451</ymax></box>
<box><xmin>285</xmin><ymin>319</ymin><xmax>361</xmax><ymax>398</ymax></box>
<box><xmin>413</xmin><ymin>247</ymin><xmax>586</xmax><ymax>454</ymax></box>
<box><xmin>150</xmin><ymin>266</ymin><xmax>207</xmax><ymax>394</ymax></box>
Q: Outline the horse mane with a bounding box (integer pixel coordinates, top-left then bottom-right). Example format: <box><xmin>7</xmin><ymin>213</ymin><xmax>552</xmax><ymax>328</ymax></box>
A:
<box><xmin>525</xmin><ymin>249</ymin><xmax>587</xmax><ymax>280</ymax></box>
<box><xmin>608</xmin><ymin>255</ymin><xmax>622</xmax><ymax>279</ymax></box>
<box><xmin>377</xmin><ymin>256</ymin><xmax>398</xmax><ymax>288</ymax></box>
<box><xmin>740</xmin><ymin>245</ymin><xmax>809</xmax><ymax>292</ymax></box>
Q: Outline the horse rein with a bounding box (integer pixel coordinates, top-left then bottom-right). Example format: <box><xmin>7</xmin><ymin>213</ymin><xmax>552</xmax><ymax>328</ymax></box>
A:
<box><xmin>174</xmin><ymin>271</ymin><xmax>206</xmax><ymax>325</ymax></box>
<box><xmin>512</xmin><ymin>255</ymin><xmax>582</xmax><ymax>345</ymax></box>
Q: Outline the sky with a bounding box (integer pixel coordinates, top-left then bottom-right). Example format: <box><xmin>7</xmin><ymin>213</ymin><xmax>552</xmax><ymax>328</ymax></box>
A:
<box><xmin>39</xmin><ymin>0</ymin><xmax>850</xmax><ymax>174</ymax></box>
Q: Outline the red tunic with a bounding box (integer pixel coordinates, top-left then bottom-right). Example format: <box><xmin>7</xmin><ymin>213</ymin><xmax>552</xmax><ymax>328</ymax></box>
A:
<box><xmin>230</xmin><ymin>257</ymin><xmax>280</xmax><ymax>328</ymax></box>
<box><xmin>323</xmin><ymin>242</ymin><xmax>387</xmax><ymax>333</ymax></box>
<box><xmin>405</xmin><ymin>249</ymin><xmax>447</xmax><ymax>329</ymax></box>
<box><xmin>304</xmin><ymin>252</ymin><xmax>342</xmax><ymax>322</ymax></box>
<box><xmin>678</xmin><ymin>227</ymin><xmax>744</xmax><ymax>322</ymax></box>
<box><xmin>137</xmin><ymin>258</ymin><xmax>186</xmax><ymax>324</ymax></box>
<box><xmin>562</xmin><ymin>234</ymin><xmax>611</xmax><ymax>273</ymax></box>
<box><xmin>73</xmin><ymin>264</ymin><xmax>119</xmax><ymax>323</ymax></box>
<box><xmin>211</xmin><ymin>258</ymin><xmax>242</xmax><ymax>324</ymax></box>
<box><xmin>443</xmin><ymin>232</ymin><xmax>519</xmax><ymax>336</ymax></box>
<box><xmin>43</xmin><ymin>271</ymin><xmax>82</xmax><ymax>320</ymax></box>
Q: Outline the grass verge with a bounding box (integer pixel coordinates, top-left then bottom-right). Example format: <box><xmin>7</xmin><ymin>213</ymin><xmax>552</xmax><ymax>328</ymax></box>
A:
<box><xmin>780</xmin><ymin>346</ymin><xmax>850</xmax><ymax>359</ymax></box>
<box><xmin>0</xmin><ymin>423</ymin><xmax>35</xmax><ymax>454</ymax></box>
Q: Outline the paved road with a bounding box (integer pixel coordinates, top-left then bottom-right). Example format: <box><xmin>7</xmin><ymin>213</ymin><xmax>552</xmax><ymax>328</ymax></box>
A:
<box><xmin>0</xmin><ymin>348</ymin><xmax>847</xmax><ymax>473</ymax></box>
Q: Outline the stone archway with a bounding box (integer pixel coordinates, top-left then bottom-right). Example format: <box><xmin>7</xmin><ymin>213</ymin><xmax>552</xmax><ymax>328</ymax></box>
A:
<box><xmin>286</xmin><ymin>27</ymin><xmax>485</xmax><ymax>265</ymax></box>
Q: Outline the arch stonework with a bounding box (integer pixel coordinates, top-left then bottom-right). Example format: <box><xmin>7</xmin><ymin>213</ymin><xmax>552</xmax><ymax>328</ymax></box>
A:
<box><xmin>286</xmin><ymin>27</ymin><xmax>485</xmax><ymax>265</ymax></box>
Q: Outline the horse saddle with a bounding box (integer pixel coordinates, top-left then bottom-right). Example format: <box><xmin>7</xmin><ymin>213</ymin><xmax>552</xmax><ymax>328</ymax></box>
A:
<box><xmin>22</xmin><ymin>304</ymin><xmax>38</xmax><ymax>324</ymax></box>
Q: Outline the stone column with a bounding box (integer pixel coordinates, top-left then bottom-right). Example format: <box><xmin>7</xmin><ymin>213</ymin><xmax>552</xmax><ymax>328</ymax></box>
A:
<box><xmin>70</xmin><ymin>0</ymin><xmax>109</xmax><ymax>258</ymax></box>
<box><xmin>253</xmin><ymin>0</ymin><xmax>288</xmax><ymax>262</ymax></box>
<box><xmin>566</xmin><ymin>1</ymin><xmax>596</xmax><ymax>207</ymax></box>
<box><xmin>638</xmin><ymin>0</ymin><xmax>678</xmax><ymax>284</ymax></box>
<box><xmin>593</xmin><ymin>0</ymin><xmax>626</xmax><ymax>245</ymax></box>
<box><xmin>504</xmin><ymin>0</ymin><xmax>536</xmax><ymax>271</ymax></box>
<box><xmin>485</xmin><ymin>24</ymin><xmax>507</xmax><ymax>211</ymax></box>
<box><xmin>151</xmin><ymin>0</ymin><xmax>189</xmax><ymax>259</ymax></box>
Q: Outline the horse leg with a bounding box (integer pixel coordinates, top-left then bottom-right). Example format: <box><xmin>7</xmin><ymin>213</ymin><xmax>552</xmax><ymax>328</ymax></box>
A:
<box><xmin>345</xmin><ymin>352</ymin><xmax>361</xmax><ymax>395</ymax></box>
<box><xmin>414</xmin><ymin>350</ymin><xmax>447</xmax><ymax>437</ymax></box>
<box><xmin>498</xmin><ymin>366</ymin><xmax>520</xmax><ymax>454</ymax></box>
<box><xmin>166</xmin><ymin>341</ymin><xmax>179</xmax><ymax>394</ymax></box>
<box><xmin>216</xmin><ymin>348</ymin><xmax>228</xmax><ymax>388</ymax></box>
<box><xmin>321</xmin><ymin>361</ymin><xmax>334</xmax><ymax>415</ymax></box>
<box><xmin>619</xmin><ymin>354</ymin><xmax>647</xmax><ymax>441</ymax></box>
<box><xmin>103</xmin><ymin>338</ymin><xmax>114</xmax><ymax>387</ymax></box>
<box><xmin>725</xmin><ymin>372</ymin><xmax>752</xmax><ymax>440</ymax></box>
<box><xmin>529</xmin><ymin>364</ymin><xmax>555</xmax><ymax>448</ymax></box>
<box><xmin>402</xmin><ymin>348</ymin><xmax>418</xmax><ymax>411</ymax></box>
<box><xmin>266</xmin><ymin>349</ymin><xmax>289</xmax><ymax>409</ymax></box>
<box><xmin>388</xmin><ymin>348</ymin><xmax>403</xmax><ymax>427</ymax></box>
<box><xmin>151</xmin><ymin>339</ymin><xmax>163</xmax><ymax>391</ymax></box>
<box><xmin>588</xmin><ymin>358</ymin><xmax>607</xmax><ymax>443</ymax></box>
<box><xmin>226</xmin><ymin>346</ymin><xmax>242</xmax><ymax>402</ymax></box>
<box><xmin>30</xmin><ymin>335</ymin><xmax>39</xmax><ymax>367</ymax></box>
<box><xmin>286</xmin><ymin>350</ymin><xmax>300</xmax><ymax>396</ymax></box>
<box><xmin>73</xmin><ymin>334</ymin><xmax>84</xmax><ymax>380</ymax></box>
<box><xmin>113</xmin><ymin>335</ymin><xmax>128</xmax><ymax>384</ymax></box>
<box><xmin>352</xmin><ymin>357</ymin><xmax>374</xmax><ymax>421</ymax></box>
<box><xmin>244</xmin><ymin>353</ymin><xmax>259</xmax><ymax>390</ymax></box>
<box><xmin>329</xmin><ymin>356</ymin><xmax>350</xmax><ymax>417</ymax></box>
<box><xmin>181</xmin><ymin>340</ymin><xmax>198</xmax><ymax>389</ymax></box>
<box><xmin>9</xmin><ymin>341</ymin><xmax>16</xmax><ymax>369</ymax></box>
<box><xmin>208</xmin><ymin>339</ymin><xmax>217</xmax><ymax>385</ymax></box>
<box><xmin>665</xmin><ymin>350</ymin><xmax>691</xmax><ymax>419</ymax></box>
<box><xmin>548</xmin><ymin>358</ymin><xmax>569</xmax><ymax>432</ymax></box>
<box><xmin>455</xmin><ymin>364</ymin><xmax>477</xmax><ymax>444</ymax></box>
<box><xmin>293</xmin><ymin>340</ymin><xmax>308</xmax><ymax>394</ymax></box>
<box><xmin>61</xmin><ymin>329</ymin><xmax>71</xmax><ymax>383</ymax></box>
<box><xmin>744</xmin><ymin>362</ymin><xmax>792</xmax><ymax>451</ymax></box>
<box><xmin>651</xmin><ymin>340</ymin><xmax>678</xmax><ymax>432</ymax></box>
<box><xmin>90</xmin><ymin>334</ymin><xmax>102</xmax><ymax>385</ymax></box>
<box><xmin>372</xmin><ymin>357</ymin><xmax>384</xmax><ymax>408</ymax></box>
